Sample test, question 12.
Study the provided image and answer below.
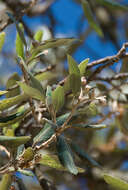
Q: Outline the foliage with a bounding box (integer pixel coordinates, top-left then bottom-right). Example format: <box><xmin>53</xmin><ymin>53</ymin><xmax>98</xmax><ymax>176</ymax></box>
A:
<box><xmin>0</xmin><ymin>1</ymin><xmax>128</xmax><ymax>190</ymax></box>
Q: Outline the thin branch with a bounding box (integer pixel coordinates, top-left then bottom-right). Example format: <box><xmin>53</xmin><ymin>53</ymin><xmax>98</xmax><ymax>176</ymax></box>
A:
<box><xmin>87</xmin><ymin>42</ymin><xmax>128</xmax><ymax>81</ymax></box>
<box><xmin>95</xmin><ymin>73</ymin><xmax>128</xmax><ymax>82</ymax></box>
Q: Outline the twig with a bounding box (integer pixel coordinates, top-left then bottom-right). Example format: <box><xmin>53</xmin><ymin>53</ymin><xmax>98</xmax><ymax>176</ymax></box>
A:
<box><xmin>34</xmin><ymin>98</ymin><xmax>90</xmax><ymax>151</ymax></box>
<box><xmin>87</xmin><ymin>42</ymin><xmax>128</xmax><ymax>81</ymax></box>
<box><xmin>95</xmin><ymin>73</ymin><xmax>128</xmax><ymax>82</ymax></box>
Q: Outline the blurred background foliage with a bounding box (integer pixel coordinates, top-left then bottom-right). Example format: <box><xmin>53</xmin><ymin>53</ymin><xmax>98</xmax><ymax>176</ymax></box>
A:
<box><xmin>0</xmin><ymin>0</ymin><xmax>128</xmax><ymax>190</ymax></box>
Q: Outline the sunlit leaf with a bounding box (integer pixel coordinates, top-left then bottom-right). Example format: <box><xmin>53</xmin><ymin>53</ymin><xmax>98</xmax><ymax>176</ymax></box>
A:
<box><xmin>33</xmin><ymin>123</ymin><xmax>54</xmax><ymax>146</ymax></box>
<box><xmin>0</xmin><ymin>135</ymin><xmax>30</xmax><ymax>148</ymax></box>
<box><xmin>21</xmin><ymin>147</ymin><xmax>34</xmax><ymax>162</ymax></box>
<box><xmin>78</xmin><ymin>58</ymin><xmax>89</xmax><ymax>76</ymax></box>
<box><xmin>6</xmin><ymin>72</ymin><xmax>21</xmax><ymax>98</ymax></box>
<box><xmin>82</xmin><ymin>0</ymin><xmax>103</xmax><ymax>37</ymax></box>
<box><xmin>16</xmin><ymin>24</ymin><xmax>24</xmax><ymax>59</ymax></box>
<box><xmin>56</xmin><ymin>135</ymin><xmax>78</xmax><ymax>175</ymax></box>
<box><xmin>0</xmin><ymin>174</ymin><xmax>12</xmax><ymax>190</ymax></box>
<box><xmin>0</xmin><ymin>94</ymin><xmax>28</xmax><ymax>111</ymax></box>
<box><xmin>34</xmin><ymin>30</ymin><xmax>43</xmax><ymax>42</ymax></box>
<box><xmin>0</xmin><ymin>32</ymin><xmax>5</xmax><ymax>52</ymax></box>
<box><xmin>39</xmin><ymin>154</ymin><xmax>85</xmax><ymax>173</ymax></box>
<box><xmin>71</xmin><ymin>142</ymin><xmax>100</xmax><ymax>167</ymax></box>
<box><xmin>104</xmin><ymin>174</ymin><xmax>128</xmax><ymax>190</ymax></box>
<box><xmin>96</xmin><ymin>0</ymin><xmax>128</xmax><ymax>11</ymax></box>
<box><xmin>67</xmin><ymin>54</ymin><xmax>80</xmax><ymax>75</ymax></box>
<box><xmin>0</xmin><ymin>90</ymin><xmax>8</xmax><ymax>96</ymax></box>
<box><xmin>52</xmin><ymin>85</ymin><xmax>65</xmax><ymax>112</ymax></box>
<box><xmin>35</xmin><ymin>71</ymin><xmax>56</xmax><ymax>81</ymax></box>
<box><xmin>18</xmin><ymin>82</ymin><xmax>44</xmax><ymax>102</ymax></box>
<box><xmin>73</xmin><ymin>123</ymin><xmax>107</xmax><ymax>130</ymax></box>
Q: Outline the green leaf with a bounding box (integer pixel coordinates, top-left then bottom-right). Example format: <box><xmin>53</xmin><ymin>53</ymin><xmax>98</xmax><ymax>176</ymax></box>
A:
<box><xmin>0</xmin><ymin>174</ymin><xmax>12</xmax><ymax>190</ymax></box>
<box><xmin>39</xmin><ymin>154</ymin><xmax>85</xmax><ymax>173</ymax></box>
<box><xmin>0</xmin><ymin>90</ymin><xmax>8</xmax><ymax>96</ymax></box>
<box><xmin>18</xmin><ymin>82</ymin><xmax>44</xmax><ymax>102</ymax></box>
<box><xmin>29</xmin><ymin>74</ymin><xmax>45</xmax><ymax>96</ymax></box>
<box><xmin>34</xmin><ymin>30</ymin><xmax>43</xmax><ymax>42</ymax></box>
<box><xmin>0</xmin><ymin>94</ymin><xmax>28</xmax><ymax>111</ymax></box>
<box><xmin>63</xmin><ymin>76</ymin><xmax>71</xmax><ymax>93</ymax></box>
<box><xmin>56</xmin><ymin>113</ymin><xmax>70</xmax><ymax>126</ymax></box>
<box><xmin>69</xmin><ymin>73</ymin><xmax>81</xmax><ymax>95</ymax></box>
<box><xmin>82</xmin><ymin>0</ymin><xmax>103</xmax><ymax>37</ymax></box>
<box><xmin>104</xmin><ymin>174</ymin><xmax>128</xmax><ymax>190</ymax></box>
<box><xmin>35</xmin><ymin>71</ymin><xmax>56</xmax><ymax>81</ymax></box>
<box><xmin>0</xmin><ymin>109</ymin><xmax>26</xmax><ymax>123</ymax></box>
<box><xmin>0</xmin><ymin>135</ymin><xmax>30</xmax><ymax>148</ymax></box>
<box><xmin>33</xmin><ymin>123</ymin><xmax>55</xmax><ymax>146</ymax></box>
<box><xmin>16</xmin><ymin>24</ymin><xmax>24</xmax><ymax>59</ymax></box>
<box><xmin>0</xmin><ymin>109</ymin><xmax>30</xmax><ymax>128</ymax></box>
<box><xmin>73</xmin><ymin>124</ymin><xmax>107</xmax><ymax>130</ymax></box>
<box><xmin>67</xmin><ymin>54</ymin><xmax>80</xmax><ymax>75</ymax></box>
<box><xmin>6</xmin><ymin>72</ymin><xmax>21</xmax><ymax>98</ymax></box>
<box><xmin>71</xmin><ymin>142</ymin><xmax>100</xmax><ymax>167</ymax></box>
<box><xmin>7</xmin><ymin>12</ymin><xmax>27</xmax><ymax>47</ymax></box>
<box><xmin>21</xmin><ymin>147</ymin><xmax>34</xmax><ymax>162</ymax></box>
<box><xmin>0</xmin><ymin>32</ymin><xmax>5</xmax><ymax>52</ymax></box>
<box><xmin>96</xmin><ymin>0</ymin><xmax>128</xmax><ymax>11</ymax></box>
<box><xmin>52</xmin><ymin>85</ymin><xmax>65</xmax><ymax>112</ymax></box>
<box><xmin>56</xmin><ymin>136</ymin><xmax>78</xmax><ymax>175</ymax></box>
<box><xmin>21</xmin><ymin>59</ymin><xmax>45</xmax><ymax>96</ymax></box>
<box><xmin>67</xmin><ymin>55</ymin><xmax>81</xmax><ymax>95</ymax></box>
<box><xmin>78</xmin><ymin>58</ymin><xmax>89</xmax><ymax>76</ymax></box>
<box><xmin>31</xmin><ymin>38</ymin><xmax>77</xmax><ymax>53</ymax></box>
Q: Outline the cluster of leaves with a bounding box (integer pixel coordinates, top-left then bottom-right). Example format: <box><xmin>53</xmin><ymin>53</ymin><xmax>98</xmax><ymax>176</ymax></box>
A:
<box><xmin>0</xmin><ymin>14</ymin><xmax>106</xmax><ymax>189</ymax></box>
<box><xmin>0</xmin><ymin>0</ymin><xmax>128</xmax><ymax>189</ymax></box>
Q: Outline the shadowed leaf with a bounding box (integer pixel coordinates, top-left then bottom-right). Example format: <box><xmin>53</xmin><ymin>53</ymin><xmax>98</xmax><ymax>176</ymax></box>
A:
<box><xmin>73</xmin><ymin>124</ymin><xmax>107</xmax><ymax>130</ymax></box>
<box><xmin>56</xmin><ymin>113</ymin><xmax>70</xmax><ymax>126</ymax></box>
<box><xmin>71</xmin><ymin>142</ymin><xmax>100</xmax><ymax>167</ymax></box>
<box><xmin>56</xmin><ymin>136</ymin><xmax>78</xmax><ymax>175</ymax></box>
<box><xmin>82</xmin><ymin>0</ymin><xmax>103</xmax><ymax>37</ymax></box>
<box><xmin>33</xmin><ymin>123</ymin><xmax>55</xmax><ymax>146</ymax></box>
